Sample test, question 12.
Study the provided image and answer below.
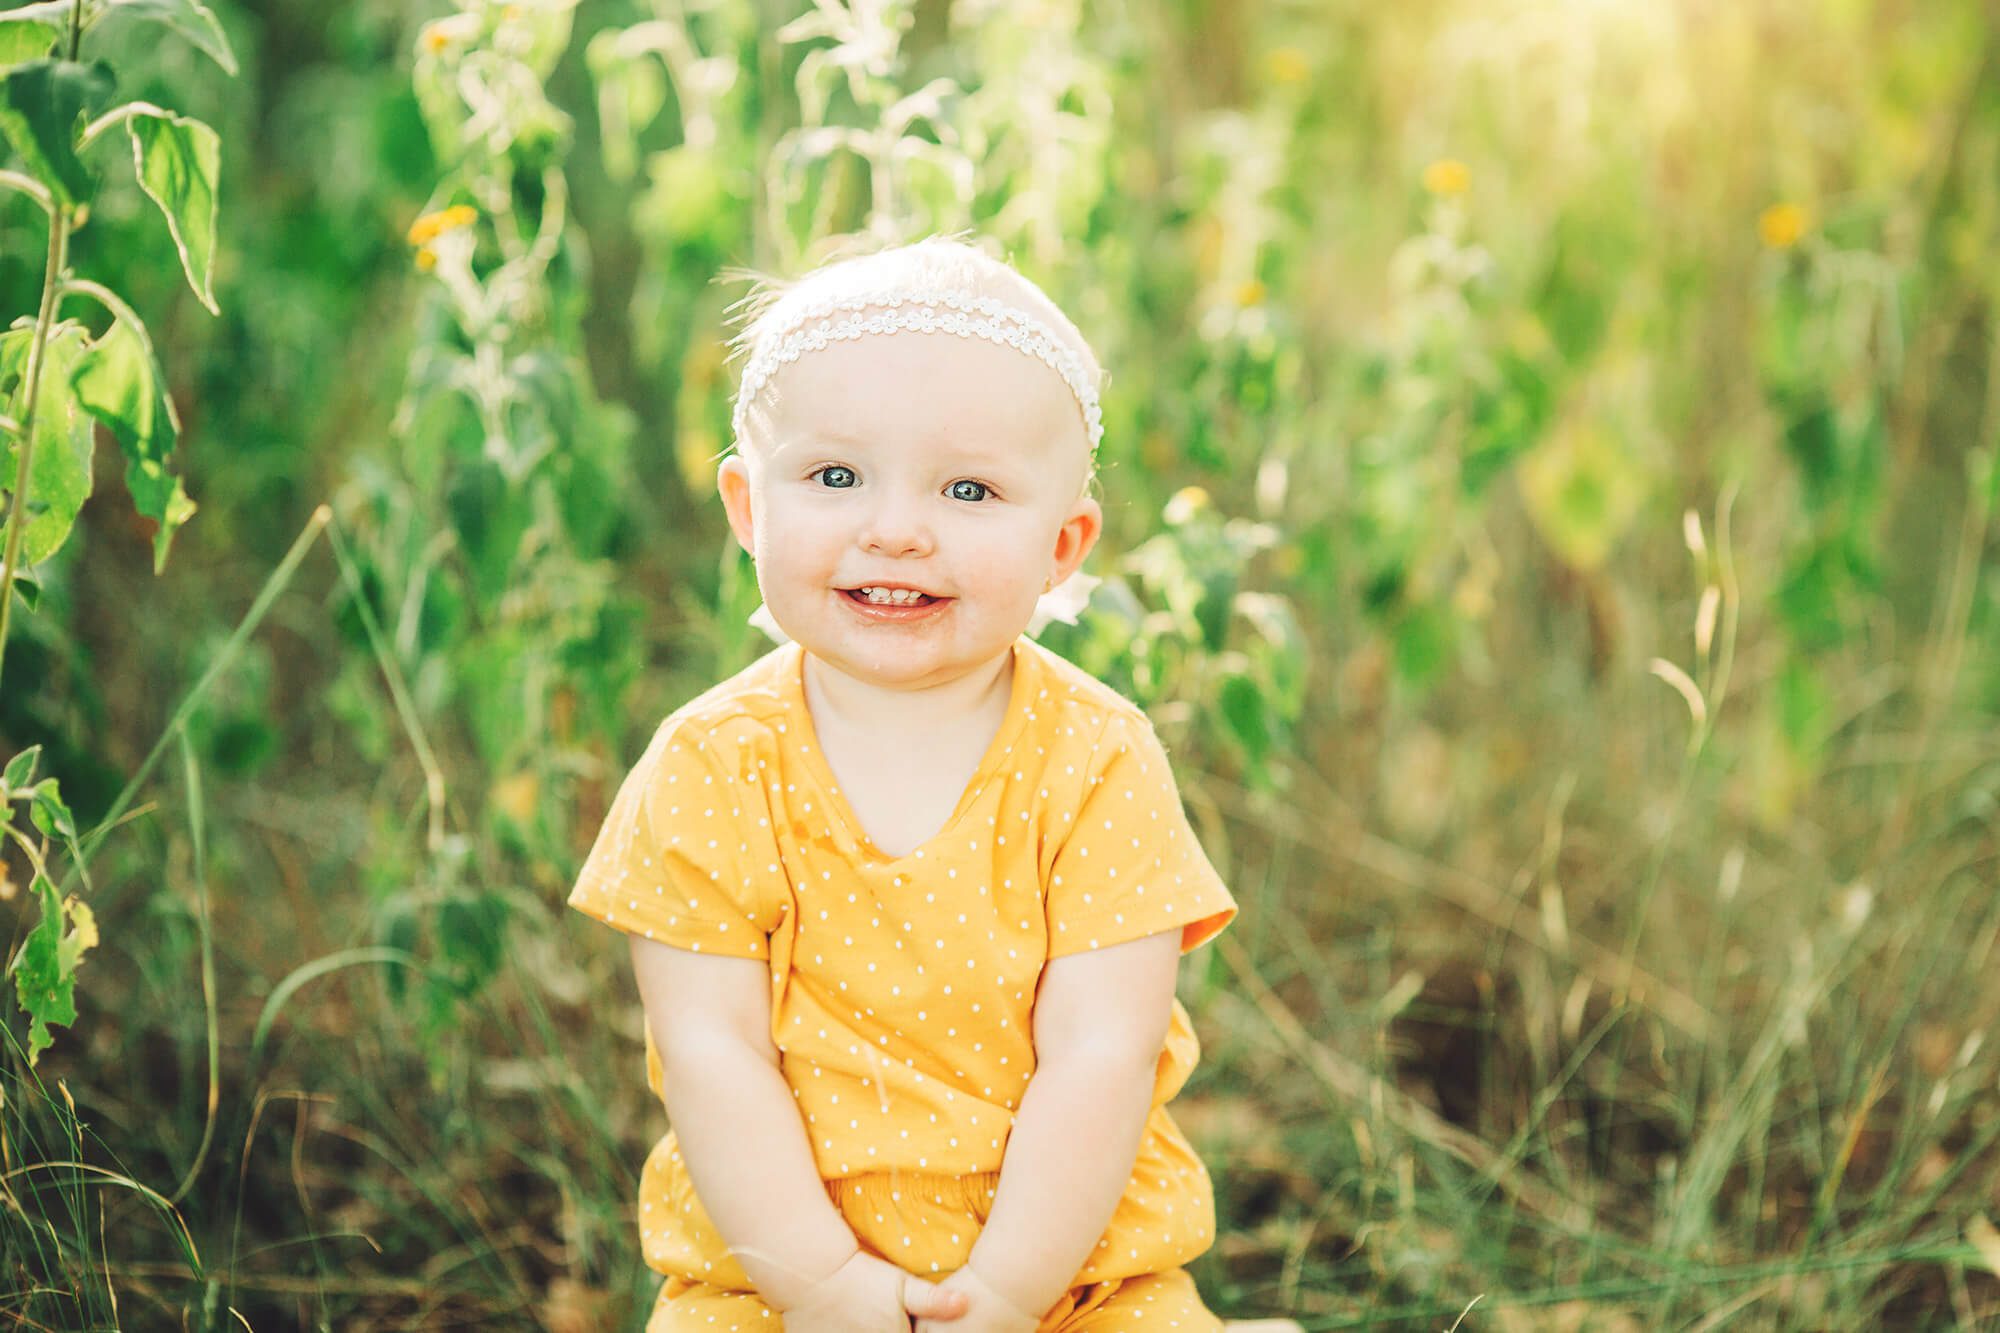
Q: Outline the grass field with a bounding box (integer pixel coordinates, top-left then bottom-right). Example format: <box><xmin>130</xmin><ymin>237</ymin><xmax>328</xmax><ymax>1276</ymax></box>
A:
<box><xmin>3</xmin><ymin>0</ymin><xmax>1999</xmax><ymax>1328</ymax></box>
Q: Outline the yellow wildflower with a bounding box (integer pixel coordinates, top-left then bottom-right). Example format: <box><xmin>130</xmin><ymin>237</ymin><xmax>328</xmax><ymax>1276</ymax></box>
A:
<box><xmin>407</xmin><ymin>204</ymin><xmax>477</xmax><ymax>246</ymax></box>
<box><xmin>421</xmin><ymin>22</ymin><xmax>454</xmax><ymax>52</ymax></box>
<box><xmin>1422</xmin><ymin>159</ymin><xmax>1470</xmax><ymax>196</ymax></box>
<box><xmin>1759</xmin><ymin>202</ymin><xmax>1809</xmax><ymax>250</ymax></box>
<box><xmin>1164</xmin><ymin>486</ymin><xmax>1211</xmax><ymax>525</ymax></box>
<box><xmin>1266</xmin><ymin>48</ymin><xmax>1309</xmax><ymax>85</ymax></box>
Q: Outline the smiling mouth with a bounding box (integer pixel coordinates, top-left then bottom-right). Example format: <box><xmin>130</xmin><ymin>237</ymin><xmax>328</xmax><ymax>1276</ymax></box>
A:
<box><xmin>841</xmin><ymin>586</ymin><xmax>946</xmax><ymax>607</ymax></box>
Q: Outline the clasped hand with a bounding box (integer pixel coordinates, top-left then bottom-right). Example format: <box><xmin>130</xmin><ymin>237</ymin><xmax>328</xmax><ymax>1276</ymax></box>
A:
<box><xmin>778</xmin><ymin>1251</ymin><xmax>1042</xmax><ymax>1333</ymax></box>
<box><xmin>914</xmin><ymin>1264</ymin><xmax>1043</xmax><ymax>1333</ymax></box>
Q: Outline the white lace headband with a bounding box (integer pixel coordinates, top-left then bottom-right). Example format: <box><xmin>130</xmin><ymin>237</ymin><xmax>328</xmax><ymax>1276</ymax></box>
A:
<box><xmin>731</xmin><ymin>286</ymin><xmax>1105</xmax><ymax>453</ymax></box>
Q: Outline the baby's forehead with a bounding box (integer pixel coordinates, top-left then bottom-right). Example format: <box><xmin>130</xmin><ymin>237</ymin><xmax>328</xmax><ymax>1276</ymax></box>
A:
<box><xmin>738</xmin><ymin>244</ymin><xmax>1099</xmax><ymax>409</ymax></box>
<box><xmin>759</xmin><ymin>336</ymin><xmax>1085</xmax><ymax>454</ymax></box>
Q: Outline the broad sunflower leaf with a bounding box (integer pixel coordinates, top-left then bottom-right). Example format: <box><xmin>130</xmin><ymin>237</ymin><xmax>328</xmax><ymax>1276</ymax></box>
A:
<box><xmin>71</xmin><ymin>304</ymin><xmax>195</xmax><ymax>570</ymax></box>
<box><xmin>0</xmin><ymin>58</ymin><xmax>113</xmax><ymax>206</ymax></box>
<box><xmin>126</xmin><ymin>106</ymin><xmax>221</xmax><ymax>313</ymax></box>
<box><xmin>0</xmin><ymin>15</ymin><xmax>58</xmax><ymax>70</ymax></box>
<box><xmin>0</xmin><ymin>322</ymin><xmax>95</xmax><ymax>567</ymax></box>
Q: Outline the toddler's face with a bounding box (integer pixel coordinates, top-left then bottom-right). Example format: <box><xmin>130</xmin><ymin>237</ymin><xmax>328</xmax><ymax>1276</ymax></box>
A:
<box><xmin>719</xmin><ymin>326</ymin><xmax>1101</xmax><ymax>693</ymax></box>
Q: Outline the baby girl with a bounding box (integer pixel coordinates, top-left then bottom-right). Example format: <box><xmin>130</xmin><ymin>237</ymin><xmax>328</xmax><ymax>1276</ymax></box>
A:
<box><xmin>569</xmin><ymin>236</ymin><xmax>1241</xmax><ymax>1331</ymax></box>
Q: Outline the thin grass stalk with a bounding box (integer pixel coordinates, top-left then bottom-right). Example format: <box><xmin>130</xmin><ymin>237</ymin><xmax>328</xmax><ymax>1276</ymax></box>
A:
<box><xmin>1592</xmin><ymin>487</ymin><xmax>1743</xmax><ymax>1178</ymax></box>
<box><xmin>165</xmin><ymin>733</ymin><xmax>221</xmax><ymax>1211</ymax></box>
<box><xmin>323</xmin><ymin>513</ymin><xmax>450</xmax><ymax>854</ymax></box>
<box><xmin>69</xmin><ymin>506</ymin><xmax>332</xmax><ymax>882</ymax></box>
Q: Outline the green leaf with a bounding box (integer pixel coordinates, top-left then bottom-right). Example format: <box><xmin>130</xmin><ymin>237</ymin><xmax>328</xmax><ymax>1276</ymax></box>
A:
<box><xmin>1777</xmin><ymin>658</ymin><xmax>1829</xmax><ymax>756</ymax></box>
<box><xmin>1392</xmin><ymin>602</ymin><xmax>1452</xmax><ymax>688</ymax></box>
<box><xmin>0</xmin><ymin>17</ymin><xmax>58</xmax><ymax>69</ymax></box>
<box><xmin>1195</xmin><ymin>568</ymin><xmax>1236</xmax><ymax>652</ymax></box>
<box><xmin>14</xmin><ymin>873</ymin><xmax>75</xmax><ymax>1067</ymax></box>
<box><xmin>438</xmin><ymin>890</ymin><xmax>509</xmax><ymax>994</ymax></box>
<box><xmin>0</xmin><ymin>58</ymin><xmax>114</xmax><ymax>207</ymax></box>
<box><xmin>12</xmin><ymin>1</ymin><xmax>238</xmax><ymax>74</ymax></box>
<box><xmin>1517</xmin><ymin>416</ymin><xmax>1647</xmax><ymax>572</ymax></box>
<box><xmin>637</xmin><ymin>145</ymin><xmax>743</xmax><ymax>257</ymax></box>
<box><xmin>127</xmin><ymin>107</ymin><xmax>220</xmax><ymax>313</ymax></box>
<box><xmin>1218</xmin><ymin>672</ymin><xmax>1270</xmax><ymax>766</ymax></box>
<box><xmin>29</xmin><ymin>777</ymin><xmax>72</xmax><ymax>838</ymax></box>
<box><xmin>71</xmin><ymin>305</ymin><xmax>195</xmax><ymax>570</ymax></box>
<box><xmin>97</xmin><ymin>0</ymin><xmax>236</xmax><ymax>75</ymax></box>
<box><xmin>3</xmin><ymin>742</ymin><xmax>39</xmax><ymax>789</ymax></box>
<box><xmin>0</xmin><ymin>322</ymin><xmax>95</xmax><ymax>567</ymax></box>
<box><xmin>447</xmin><ymin>457</ymin><xmax>531</xmax><ymax>611</ymax></box>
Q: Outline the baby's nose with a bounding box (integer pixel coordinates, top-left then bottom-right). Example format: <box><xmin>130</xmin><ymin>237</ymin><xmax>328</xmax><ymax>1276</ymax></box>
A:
<box><xmin>859</xmin><ymin>498</ymin><xmax>936</xmax><ymax>556</ymax></box>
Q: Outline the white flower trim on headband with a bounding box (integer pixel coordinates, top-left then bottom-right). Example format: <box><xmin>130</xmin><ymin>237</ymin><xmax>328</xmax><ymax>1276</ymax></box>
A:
<box><xmin>732</xmin><ymin>287</ymin><xmax>1105</xmax><ymax>452</ymax></box>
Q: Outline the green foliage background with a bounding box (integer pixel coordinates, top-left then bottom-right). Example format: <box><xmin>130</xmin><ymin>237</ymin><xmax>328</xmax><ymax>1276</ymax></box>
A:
<box><xmin>3</xmin><ymin>0</ymin><xmax>1999</xmax><ymax>1327</ymax></box>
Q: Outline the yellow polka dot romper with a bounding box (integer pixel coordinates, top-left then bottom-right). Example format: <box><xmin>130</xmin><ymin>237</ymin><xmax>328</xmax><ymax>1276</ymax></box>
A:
<box><xmin>569</xmin><ymin>635</ymin><xmax>1238</xmax><ymax>1315</ymax></box>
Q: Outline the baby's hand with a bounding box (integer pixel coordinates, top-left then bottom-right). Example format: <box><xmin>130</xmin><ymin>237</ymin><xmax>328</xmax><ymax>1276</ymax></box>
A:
<box><xmin>778</xmin><ymin>1250</ymin><xmax>970</xmax><ymax>1333</ymax></box>
<box><xmin>913</xmin><ymin>1265</ymin><xmax>1042</xmax><ymax>1333</ymax></box>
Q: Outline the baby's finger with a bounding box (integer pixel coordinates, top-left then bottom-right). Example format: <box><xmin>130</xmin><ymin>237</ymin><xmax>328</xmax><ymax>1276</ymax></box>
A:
<box><xmin>901</xmin><ymin>1276</ymin><xmax>971</xmax><ymax>1321</ymax></box>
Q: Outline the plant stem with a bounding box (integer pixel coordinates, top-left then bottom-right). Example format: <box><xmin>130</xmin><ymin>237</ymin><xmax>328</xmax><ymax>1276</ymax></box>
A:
<box><xmin>0</xmin><ymin>204</ymin><xmax>72</xmax><ymax>699</ymax></box>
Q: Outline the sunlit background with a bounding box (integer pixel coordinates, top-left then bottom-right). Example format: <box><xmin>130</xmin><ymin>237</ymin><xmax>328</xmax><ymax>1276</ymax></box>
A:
<box><xmin>3</xmin><ymin>0</ymin><xmax>1998</xmax><ymax>1326</ymax></box>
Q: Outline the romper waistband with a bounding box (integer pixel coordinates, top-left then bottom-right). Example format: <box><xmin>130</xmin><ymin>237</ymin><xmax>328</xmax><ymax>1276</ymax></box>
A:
<box><xmin>822</xmin><ymin>1167</ymin><xmax>1003</xmax><ymax>1215</ymax></box>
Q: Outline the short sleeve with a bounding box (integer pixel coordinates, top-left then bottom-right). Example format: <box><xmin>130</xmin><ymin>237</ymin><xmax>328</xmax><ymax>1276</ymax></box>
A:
<box><xmin>567</xmin><ymin>722</ymin><xmax>781</xmax><ymax>959</ymax></box>
<box><xmin>1045</xmin><ymin>711</ymin><xmax>1236</xmax><ymax>959</ymax></box>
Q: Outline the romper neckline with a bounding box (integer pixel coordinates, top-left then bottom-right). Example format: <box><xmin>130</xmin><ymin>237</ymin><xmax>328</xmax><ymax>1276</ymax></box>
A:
<box><xmin>781</xmin><ymin>637</ymin><xmax>1037</xmax><ymax>865</ymax></box>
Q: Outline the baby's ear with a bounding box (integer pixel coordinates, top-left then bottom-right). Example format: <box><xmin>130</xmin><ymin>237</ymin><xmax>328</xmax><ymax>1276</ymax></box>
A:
<box><xmin>716</xmin><ymin>454</ymin><xmax>756</xmax><ymax>554</ymax></box>
<box><xmin>1049</xmin><ymin>493</ymin><xmax>1102</xmax><ymax>583</ymax></box>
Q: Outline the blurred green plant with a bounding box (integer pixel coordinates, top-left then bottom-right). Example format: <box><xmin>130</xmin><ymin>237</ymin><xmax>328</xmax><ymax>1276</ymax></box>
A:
<box><xmin>1041</xmin><ymin>485</ymin><xmax>1305</xmax><ymax>791</ymax></box>
<box><xmin>1</xmin><ymin>0</ymin><xmax>229</xmax><ymax>1063</ymax></box>
<box><xmin>0</xmin><ymin>0</ymin><xmax>1995</xmax><ymax>1326</ymax></box>
<box><xmin>0</xmin><ymin>3</ymin><xmax>234</xmax><ymax>1320</ymax></box>
<box><xmin>328</xmin><ymin>0</ymin><xmax>641</xmax><ymax>1063</ymax></box>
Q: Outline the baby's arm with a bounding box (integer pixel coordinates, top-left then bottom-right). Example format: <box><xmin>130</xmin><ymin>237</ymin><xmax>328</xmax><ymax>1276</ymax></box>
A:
<box><xmin>630</xmin><ymin>936</ymin><xmax>937</xmax><ymax>1316</ymax></box>
<box><xmin>629</xmin><ymin>937</ymin><xmax>857</xmax><ymax>1303</ymax></box>
<box><xmin>957</xmin><ymin>928</ymin><xmax>1182</xmax><ymax>1318</ymax></box>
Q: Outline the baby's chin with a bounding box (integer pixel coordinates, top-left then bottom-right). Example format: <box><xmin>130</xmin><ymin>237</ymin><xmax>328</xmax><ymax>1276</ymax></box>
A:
<box><xmin>791</xmin><ymin>613</ymin><xmax>1036</xmax><ymax>681</ymax></box>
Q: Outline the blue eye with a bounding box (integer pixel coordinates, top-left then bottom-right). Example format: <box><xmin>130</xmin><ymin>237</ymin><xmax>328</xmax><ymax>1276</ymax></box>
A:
<box><xmin>948</xmin><ymin>480</ymin><xmax>990</xmax><ymax>502</ymax></box>
<box><xmin>813</xmin><ymin>465</ymin><xmax>857</xmax><ymax>488</ymax></box>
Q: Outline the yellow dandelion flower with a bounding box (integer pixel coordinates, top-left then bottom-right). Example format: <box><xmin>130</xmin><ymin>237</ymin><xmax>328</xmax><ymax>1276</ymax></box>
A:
<box><xmin>1235</xmin><ymin>279</ymin><xmax>1267</xmax><ymax>307</ymax></box>
<box><xmin>1759</xmin><ymin>202</ymin><xmax>1809</xmax><ymax>250</ymax></box>
<box><xmin>1266</xmin><ymin>48</ymin><xmax>1309</xmax><ymax>85</ymax></box>
<box><xmin>1423</xmin><ymin>159</ymin><xmax>1470</xmax><ymax>196</ymax></box>
<box><xmin>407</xmin><ymin>204</ymin><xmax>477</xmax><ymax>246</ymax></box>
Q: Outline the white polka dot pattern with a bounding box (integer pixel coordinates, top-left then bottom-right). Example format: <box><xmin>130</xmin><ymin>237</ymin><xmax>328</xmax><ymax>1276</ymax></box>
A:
<box><xmin>569</xmin><ymin>719</ymin><xmax>787</xmax><ymax>960</ymax></box>
<box><xmin>1044</xmin><ymin>712</ymin><xmax>1236</xmax><ymax>960</ymax></box>
<box><xmin>566</xmin><ymin>636</ymin><xmax>1238</xmax><ymax>1297</ymax></box>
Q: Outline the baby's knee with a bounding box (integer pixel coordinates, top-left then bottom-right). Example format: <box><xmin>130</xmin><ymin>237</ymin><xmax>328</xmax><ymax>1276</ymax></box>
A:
<box><xmin>649</xmin><ymin>1279</ymin><xmax>777</xmax><ymax>1332</ymax></box>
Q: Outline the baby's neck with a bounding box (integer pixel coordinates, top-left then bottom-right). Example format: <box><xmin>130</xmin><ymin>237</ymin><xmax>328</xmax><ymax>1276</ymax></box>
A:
<box><xmin>802</xmin><ymin>649</ymin><xmax>1014</xmax><ymax>743</ymax></box>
